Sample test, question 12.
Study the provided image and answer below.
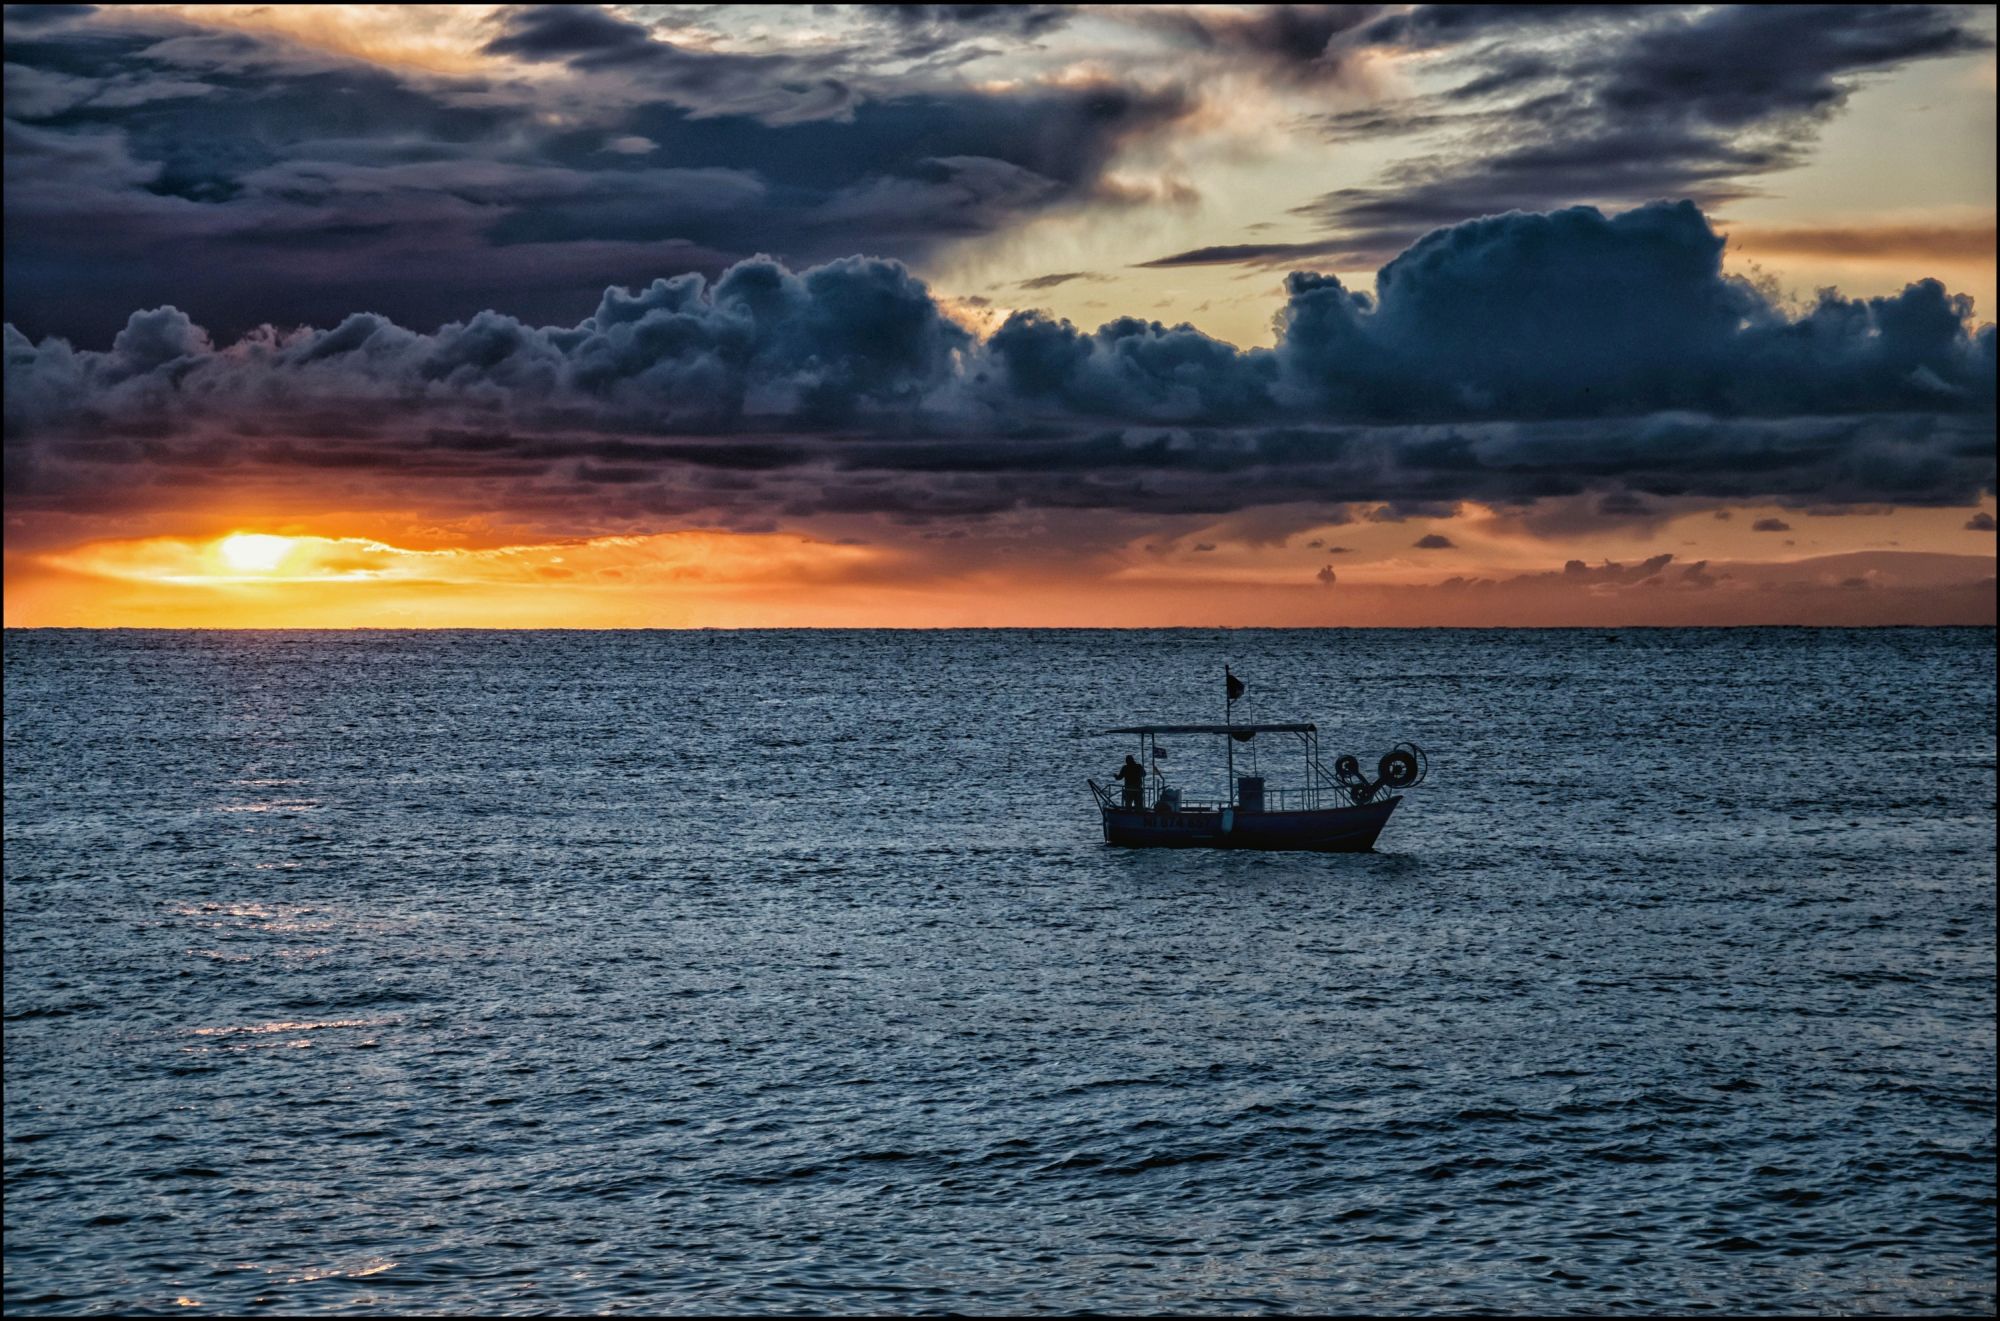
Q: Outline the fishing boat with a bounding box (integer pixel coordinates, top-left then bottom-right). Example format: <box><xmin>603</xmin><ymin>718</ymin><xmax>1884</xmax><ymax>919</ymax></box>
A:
<box><xmin>1087</xmin><ymin>670</ymin><xmax>1427</xmax><ymax>852</ymax></box>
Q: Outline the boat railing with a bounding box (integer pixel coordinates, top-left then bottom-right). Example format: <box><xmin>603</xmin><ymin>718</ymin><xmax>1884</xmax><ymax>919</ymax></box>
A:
<box><xmin>1091</xmin><ymin>782</ymin><xmax>1378</xmax><ymax>813</ymax></box>
<box><xmin>1253</xmin><ymin>785</ymin><xmax>1350</xmax><ymax>812</ymax></box>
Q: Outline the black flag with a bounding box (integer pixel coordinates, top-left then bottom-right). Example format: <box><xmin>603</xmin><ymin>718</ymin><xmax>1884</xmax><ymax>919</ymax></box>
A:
<box><xmin>1225</xmin><ymin>667</ymin><xmax>1245</xmax><ymax>702</ymax></box>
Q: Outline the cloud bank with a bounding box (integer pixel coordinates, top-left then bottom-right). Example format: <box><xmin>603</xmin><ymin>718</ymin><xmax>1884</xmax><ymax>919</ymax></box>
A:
<box><xmin>7</xmin><ymin>201</ymin><xmax>1994</xmax><ymax>538</ymax></box>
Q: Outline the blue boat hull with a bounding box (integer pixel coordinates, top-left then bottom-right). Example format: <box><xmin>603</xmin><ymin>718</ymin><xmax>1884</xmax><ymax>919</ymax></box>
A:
<box><xmin>1099</xmin><ymin>796</ymin><xmax>1400</xmax><ymax>852</ymax></box>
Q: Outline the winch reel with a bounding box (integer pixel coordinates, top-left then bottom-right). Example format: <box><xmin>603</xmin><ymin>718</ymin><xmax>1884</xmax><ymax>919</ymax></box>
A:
<box><xmin>1331</xmin><ymin>741</ymin><xmax>1428</xmax><ymax>803</ymax></box>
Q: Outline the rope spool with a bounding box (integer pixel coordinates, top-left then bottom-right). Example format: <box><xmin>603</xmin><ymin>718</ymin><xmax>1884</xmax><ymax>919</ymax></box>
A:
<box><xmin>1376</xmin><ymin>742</ymin><xmax>1428</xmax><ymax>788</ymax></box>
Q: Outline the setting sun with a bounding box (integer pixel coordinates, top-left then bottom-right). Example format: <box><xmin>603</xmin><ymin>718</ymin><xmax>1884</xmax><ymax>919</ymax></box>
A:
<box><xmin>215</xmin><ymin>534</ymin><xmax>296</xmax><ymax>574</ymax></box>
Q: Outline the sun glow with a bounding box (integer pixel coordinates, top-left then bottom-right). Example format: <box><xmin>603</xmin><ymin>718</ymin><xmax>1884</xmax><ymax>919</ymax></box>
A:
<box><xmin>10</xmin><ymin>529</ymin><xmax>902</xmax><ymax>627</ymax></box>
<box><xmin>107</xmin><ymin>6</ymin><xmax>512</xmax><ymax>77</ymax></box>
<box><xmin>216</xmin><ymin>534</ymin><xmax>298</xmax><ymax>574</ymax></box>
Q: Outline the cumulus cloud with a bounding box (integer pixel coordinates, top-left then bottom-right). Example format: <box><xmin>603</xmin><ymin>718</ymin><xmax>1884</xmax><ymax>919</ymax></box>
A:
<box><xmin>5</xmin><ymin>202</ymin><xmax>1994</xmax><ymax>534</ymax></box>
<box><xmin>1752</xmin><ymin>518</ymin><xmax>1793</xmax><ymax>532</ymax></box>
<box><xmin>1968</xmin><ymin>512</ymin><xmax>1997</xmax><ymax>531</ymax></box>
<box><xmin>1413</xmin><ymin>534</ymin><xmax>1455</xmax><ymax>549</ymax></box>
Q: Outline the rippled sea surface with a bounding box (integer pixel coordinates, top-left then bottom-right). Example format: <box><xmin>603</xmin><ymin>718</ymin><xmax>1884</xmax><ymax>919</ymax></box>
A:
<box><xmin>5</xmin><ymin>629</ymin><xmax>1995</xmax><ymax>1316</ymax></box>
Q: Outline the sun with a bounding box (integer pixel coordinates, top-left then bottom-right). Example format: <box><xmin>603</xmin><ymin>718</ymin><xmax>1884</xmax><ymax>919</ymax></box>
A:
<box><xmin>216</xmin><ymin>533</ymin><xmax>296</xmax><ymax>573</ymax></box>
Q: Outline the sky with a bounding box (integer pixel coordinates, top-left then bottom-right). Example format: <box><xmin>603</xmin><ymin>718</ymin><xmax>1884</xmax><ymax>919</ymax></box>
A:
<box><xmin>3</xmin><ymin>2</ymin><xmax>1995</xmax><ymax>627</ymax></box>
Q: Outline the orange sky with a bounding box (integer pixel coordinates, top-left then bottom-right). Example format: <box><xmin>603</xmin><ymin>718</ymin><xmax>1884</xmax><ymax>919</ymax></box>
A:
<box><xmin>8</xmin><ymin>503</ymin><xmax>1993</xmax><ymax>628</ymax></box>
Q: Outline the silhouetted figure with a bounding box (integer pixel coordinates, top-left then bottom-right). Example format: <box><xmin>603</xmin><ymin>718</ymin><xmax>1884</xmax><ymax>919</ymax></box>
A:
<box><xmin>1115</xmin><ymin>755</ymin><xmax>1147</xmax><ymax>808</ymax></box>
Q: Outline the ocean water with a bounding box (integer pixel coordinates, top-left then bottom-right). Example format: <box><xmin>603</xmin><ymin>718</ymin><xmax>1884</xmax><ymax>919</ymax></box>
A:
<box><xmin>4</xmin><ymin>628</ymin><xmax>1994</xmax><ymax>1316</ymax></box>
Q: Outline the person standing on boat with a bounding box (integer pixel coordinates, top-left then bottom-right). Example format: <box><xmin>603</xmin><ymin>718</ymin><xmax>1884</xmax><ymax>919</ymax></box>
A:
<box><xmin>1115</xmin><ymin>755</ymin><xmax>1147</xmax><ymax>808</ymax></box>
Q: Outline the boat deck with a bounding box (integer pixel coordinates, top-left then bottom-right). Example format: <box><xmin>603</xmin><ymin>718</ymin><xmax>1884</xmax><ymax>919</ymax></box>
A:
<box><xmin>1093</xmin><ymin>794</ymin><xmax>1400</xmax><ymax>852</ymax></box>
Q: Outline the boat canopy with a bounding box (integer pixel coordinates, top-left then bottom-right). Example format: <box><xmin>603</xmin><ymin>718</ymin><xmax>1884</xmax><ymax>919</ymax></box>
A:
<box><xmin>1102</xmin><ymin>723</ymin><xmax>1316</xmax><ymax>735</ymax></box>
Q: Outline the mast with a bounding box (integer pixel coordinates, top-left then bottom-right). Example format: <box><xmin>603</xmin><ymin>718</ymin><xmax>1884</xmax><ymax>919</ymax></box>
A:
<box><xmin>1224</xmin><ymin>665</ymin><xmax>1234</xmax><ymax>804</ymax></box>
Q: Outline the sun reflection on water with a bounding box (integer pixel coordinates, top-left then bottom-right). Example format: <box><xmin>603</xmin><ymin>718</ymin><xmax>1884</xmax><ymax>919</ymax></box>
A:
<box><xmin>187</xmin><ymin>1018</ymin><xmax>388</xmax><ymax>1038</ymax></box>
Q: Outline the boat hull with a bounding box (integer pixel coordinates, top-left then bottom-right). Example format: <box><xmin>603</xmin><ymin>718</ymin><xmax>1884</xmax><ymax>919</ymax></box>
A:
<box><xmin>1100</xmin><ymin>796</ymin><xmax>1400</xmax><ymax>852</ymax></box>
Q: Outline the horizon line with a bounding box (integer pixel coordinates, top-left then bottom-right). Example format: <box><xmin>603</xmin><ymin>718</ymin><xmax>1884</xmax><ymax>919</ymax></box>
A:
<box><xmin>7</xmin><ymin>623</ymin><xmax>1995</xmax><ymax>634</ymax></box>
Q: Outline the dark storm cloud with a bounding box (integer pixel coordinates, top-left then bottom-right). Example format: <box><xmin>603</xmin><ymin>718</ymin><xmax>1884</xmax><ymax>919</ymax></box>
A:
<box><xmin>865</xmin><ymin>4</ymin><xmax>1071</xmax><ymax>35</ymax></box>
<box><xmin>1135</xmin><ymin>239</ymin><xmax>1358</xmax><ymax>270</ymax></box>
<box><xmin>1968</xmin><ymin>513</ymin><xmax>1997</xmax><ymax>531</ymax></box>
<box><xmin>858</xmin><ymin>4</ymin><xmax>1075</xmax><ymax>59</ymax></box>
<box><xmin>1435</xmin><ymin>53</ymin><xmax>1560</xmax><ymax>102</ymax></box>
<box><xmin>1413</xmin><ymin>534</ymin><xmax>1455</xmax><ymax>549</ymax></box>
<box><xmin>977</xmin><ymin>310</ymin><xmax>1279</xmax><ymax>422</ymax></box>
<box><xmin>1752</xmin><ymin>518</ymin><xmax>1793</xmax><ymax>532</ymax></box>
<box><xmin>7</xmin><ymin>202</ymin><xmax>1994</xmax><ymax>532</ymax></box>
<box><xmin>0</xmin><ymin>7</ymin><xmax>1191</xmax><ymax>343</ymax></box>
<box><xmin>1353</xmin><ymin>4</ymin><xmax>1628</xmax><ymax>49</ymax></box>
<box><xmin>1286</xmin><ymin>126</ymin><xmax>1803</xmax><ymax>262</ymax></box>
<box><xmin>1143</xmin><ymin>4</ymin><xmax>1385</xmax><ymax>84</ymax></box>
<box><xmin>1</xmin><ymin>5</ymin><xmax>93</xmax><ymax>30</ymax></box>
<box><xmin>1017</xmin><ymin>271</ymin><xmax>1110</xmax><ymax>291</ymax></box>
<box><xmin>483</xmin><ymin>5</ymin><xmax>658</xmax><ymax>62</ymax></box>
<box><xmin>481</xmin><ymin>4</ymin><xmax>857</xmax><ymax>122</ymax></box>
<box><xmin>1266</xmin><ymin>203</ymin><xmax>1995</xmax><ymax>422</ymax></box>
<box><xmin>1165</xmin><ymin>4</ymin><xmax>1990</xmax><ymax>267</ymax></box>
<box><xmin>1593</xmin><ymin>4</ymin><xmax>1984</xmax><ymax>127</ymax></box>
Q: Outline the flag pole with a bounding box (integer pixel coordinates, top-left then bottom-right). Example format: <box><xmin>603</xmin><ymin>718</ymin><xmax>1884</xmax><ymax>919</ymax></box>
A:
<box><xmin>1225</xmin><ymin>665</ymin><xmax>1234</xmax><ymax>803</ymax></box>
